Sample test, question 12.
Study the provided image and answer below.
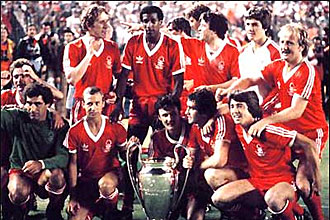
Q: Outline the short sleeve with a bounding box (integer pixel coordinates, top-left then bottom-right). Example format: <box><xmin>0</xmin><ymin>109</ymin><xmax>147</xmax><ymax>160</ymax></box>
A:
<box><xmin>261</xmin><ymin>62</ymin><xmax>277</xmax><ymax>89</ymax></box>
<box><xmin>122</xmin><ymin>37</ymin><xmax>134</xmax><ymax>70</ymax></box>
<box><xmin>263</xmin><ymin>124</ymin><xmax>297</xmax><ymax>148</ymax></box>
<box><xmin>229</xmin><ymin>47</ymin><xmax>240</xmax><ymax>79</ymax></box>
<box><xmin>169</xmin><ymin>39</ymin><xmax>185</xmax><ymax>76</ymax></box>
<box><xmin>63</xmin><ymin>127</ymin><xmax>78</xmax><ymax>154</ymax></box>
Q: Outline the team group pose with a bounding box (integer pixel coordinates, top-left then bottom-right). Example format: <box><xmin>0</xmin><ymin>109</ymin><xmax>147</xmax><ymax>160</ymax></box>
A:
<box><xmin>1</xmin><ymin>2</ymin><xmax>328</xmax><ymax>220</ymax></box>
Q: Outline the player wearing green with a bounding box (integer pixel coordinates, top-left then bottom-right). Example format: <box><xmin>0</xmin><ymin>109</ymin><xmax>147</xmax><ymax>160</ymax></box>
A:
<box><xmin>1</xmin><ymin>82</ymin><xmax>69</xmax><ymax>220</ymax></box>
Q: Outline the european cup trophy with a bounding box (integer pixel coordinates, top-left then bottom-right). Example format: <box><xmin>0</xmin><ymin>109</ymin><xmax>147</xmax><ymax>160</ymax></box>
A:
<box><xmin>126</xmin><ymin>142</ymin><xmax>191</xmax><ymax>220</ymax></box>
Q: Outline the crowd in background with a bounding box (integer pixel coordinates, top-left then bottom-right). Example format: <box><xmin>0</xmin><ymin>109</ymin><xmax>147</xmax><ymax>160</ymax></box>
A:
<box><xmin>1</xmin><ymin>1</ymin><xmax>329</xmax><ymax>117</ymax></box>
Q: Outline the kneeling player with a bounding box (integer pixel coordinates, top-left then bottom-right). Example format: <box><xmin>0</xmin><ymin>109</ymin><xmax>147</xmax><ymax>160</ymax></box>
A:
<box><xmin>211</xmin><ymin>91</ymin><xmax>320</xmax><ymax>220</ymax></box>
<box><xmin>65</xmin><ymin>87</ymin><xmax>127</xmax><ymax>220</ymax></box>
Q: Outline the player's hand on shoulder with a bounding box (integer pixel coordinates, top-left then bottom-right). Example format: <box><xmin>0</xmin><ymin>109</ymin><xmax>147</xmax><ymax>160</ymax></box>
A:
<box><xmin>248</xmin><ymin>118</ymin><xmax>269</xmax><ymax>138</ymax></box>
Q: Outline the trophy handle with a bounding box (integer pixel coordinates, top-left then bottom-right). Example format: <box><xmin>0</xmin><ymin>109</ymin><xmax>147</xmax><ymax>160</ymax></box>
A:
<box><xmin>170</xmin><ymin>144</ymin><xmax>191</xmax><ymax>216</ymax></box>
<box><xmin>126</xmin><ymin>142</ymin><xmax>146</xmax><ymax>214</ymax></box>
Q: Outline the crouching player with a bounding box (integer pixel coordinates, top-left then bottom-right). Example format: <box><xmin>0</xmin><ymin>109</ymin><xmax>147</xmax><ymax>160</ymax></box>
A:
<box><xmin>211</xmin><ymin>91</ymin><xmax>320</xmax><ymax>220</ymax></box>
<box><xmin>1</xmin><ymin>82</ymin><xmax>69</xmax><ymax>220</ymax></box>
<box><xmin>64</xmin><ymin>87</ymin><xmax>127</xmax><ymax>220</ymax></box>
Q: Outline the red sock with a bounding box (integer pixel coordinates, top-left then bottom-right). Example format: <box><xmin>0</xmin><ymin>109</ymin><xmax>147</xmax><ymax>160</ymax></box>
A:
<box><xmin>303</xmin><ymin>193</ymin><xmax>324</xmax><ymax>220</ymax></box>
<box><xmin>281</xmin><ymin>201</ymin><xmax>295</xmax><ymax>220</ymax></box>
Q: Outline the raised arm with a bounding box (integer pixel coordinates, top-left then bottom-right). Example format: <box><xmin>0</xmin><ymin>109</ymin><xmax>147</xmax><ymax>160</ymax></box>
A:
<box><xmin>63</xmin><ymin>37</ymin><xmax>97</xmax><ymax>86</ymax></box>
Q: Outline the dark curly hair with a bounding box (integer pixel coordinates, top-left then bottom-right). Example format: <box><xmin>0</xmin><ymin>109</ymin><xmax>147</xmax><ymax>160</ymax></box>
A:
<box><xmin>244</xmin><ymin>6</ymin><xmax>272</xmax><ymax>36</ymax></box>
<box><xmin>200</xmin><ymin>12</ymin><xmax>228</xmax><ymax>40</ymax></box>
<box><xmin>155</xmin><ymin>94</ymin><xmax>181</xmax><ymax>114</ymax></box>
<box><xmin>140</xmin><ymin>5</ymin><xmax>164</xmax><ymax>21</ymax></box>
<box><xmin>188</xmin><ymin>89</ymin><xmax>217</xmax><ymax>119</ymax></box>
<box><xmin>23</xmin><ymin>82</ymin><xmax>53</xmax><ymax>105</ymax></box>
<box><xmin>186</xmin><ymin>4</ymin><xmax>210</xmax><ymax>21</ymax></box>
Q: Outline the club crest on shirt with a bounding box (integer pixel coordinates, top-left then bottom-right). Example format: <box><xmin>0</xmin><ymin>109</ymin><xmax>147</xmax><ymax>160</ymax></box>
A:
<box><xmin>198</xmin><ymin>57</ymin><xmax>205</xmax><ymax>66</ymax></box>
<box><xmin>103</xmin><ymin>139</ymin><xmax>112</xmax><ymax>153</ymax></box>
<box><xmin>82</xmin><ymin>143</ymin><xmax>89</xmax><ymax>152</ymax></box>
<box><xmin>136</xmin><ymin>55</ymin><xmax>143</xmax><ymax>64</ymax></box>
<box><xmin>105</xmin><ymin>56</ymin><xmax>112</xmax><ymax>69</ymax></box>
<box><xmin>155</xmin><ymin>56</ymin><xmax>165</xmax><ymax>70</ymax></box>
<box><xmin>218</xmin><ymin>61</ymin><xmax>225</xmax><ymax>71</ymax></box>
<box><xmin>288</xmin><ymin>82</ymin><xmax>297</xmax><ymax>96</ymax></box>
<box><xmin>255</xmin><ymin>144</ymin><xmax>266</xmax><ymax>157</ymax></box>
<box><xmin>185</xmin><ymin>55</ymin><xmax>192</xmax><ymax>66</ymax></box>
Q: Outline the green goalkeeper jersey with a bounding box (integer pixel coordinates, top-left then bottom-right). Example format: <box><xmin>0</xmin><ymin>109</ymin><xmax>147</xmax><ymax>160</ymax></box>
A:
<box><xmin>1</xmin><ymin>108</ymin><xmax>69</xmax><ymax>170</ymax></box>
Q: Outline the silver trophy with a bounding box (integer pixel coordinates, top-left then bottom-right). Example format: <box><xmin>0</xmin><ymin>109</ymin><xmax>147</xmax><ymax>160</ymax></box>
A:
<box><xmin>126</xmin><ymin>142</ymin><xmax>191</xmax><ymax>220</ymax></box>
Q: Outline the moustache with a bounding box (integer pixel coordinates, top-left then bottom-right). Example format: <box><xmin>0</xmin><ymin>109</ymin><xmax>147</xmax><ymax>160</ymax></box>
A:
<box><xmin>282</xmin><ymin>49</ymin><xmax>291</xmax><ymax>54</ymax></box>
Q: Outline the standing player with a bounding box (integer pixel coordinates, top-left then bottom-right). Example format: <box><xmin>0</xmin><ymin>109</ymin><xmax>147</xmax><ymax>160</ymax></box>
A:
<box><xmin>111</xmin><ymin>6</ymin><xmax>184</xmax><ymax>217</ymax></box>
<box><xmin>1</xmin><ymin>82</ymin><xmax>69</xmax><ymax>220</ymax></box>
<box><xmin>166</xmin><ymin>17</ymin><xmax>205</xmax><ymax>114</ymax></box>
<box><xmin>238</xmin><ymin>6</ymin><xmax>281</xmax><ymax>110</ymax></box>
<box><xmin>220</xmin><ymin>23</ymin><xmax>328</xmax><ymax>220</ymax></box>
<box><xmin>65</xmin><ymin>87</ymin><xmax>127</xmax><ymax>220</ymax></box>
<box><xmin>63</xmin><ymin>4</ymin><xmax>121</xmax><ymax>123</ymax></box>
<box><xmin>185</xmin><ymin>4</ymin><xmax>210</xmax><ymax>38</ymax></box>
<box><xmin>212</xmin><ymin>90</ymin><xmax>319</xmax><ymax>220</ymax></box>
<box><xmin>195</xmin><ymin>12</ymin><xmax>240</xmax><ymax>92</ymax></box>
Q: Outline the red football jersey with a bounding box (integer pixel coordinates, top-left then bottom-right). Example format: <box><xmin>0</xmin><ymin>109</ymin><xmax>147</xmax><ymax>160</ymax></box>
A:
<box><xmin>64</xmin><ymin>115</ymin><xmax>127</xmax><ymax>180</ymax></box>
<box><xmin>200</xmin><ymin>42</ymin><xmax>240</xmax><ymax>86</ymax></box>
<box><xmin>235</xmin><ymin>124</ymin><xmax>296</xmax><ymax>189</ymax></box>
<box><xmin>148</xmin><ymin>119</ymin><xmax>198</xmax><ymax>159</ymax></box>
<box><xmin>261</xmin><ymin>59</ymin><xmax>328</xmax><ymax>133</ymax></box>
<box><xmin>122</xmin><ymin>32</ymin><xmax>184</xmax><ymax>97</ymax></box>
<box><xmin>63</xmin><ymin>37</ymin><xmax>122</xmax><ymax>99</ymax></box>
<box><xmin>1</xmin><ymin>88</ymin><xmax>24</xmax><ymax>107</ymax></box>
<box><xmin>197</xmin><ymin>114</ymin><xmax>247</xmax><ymax>169</ymax></box>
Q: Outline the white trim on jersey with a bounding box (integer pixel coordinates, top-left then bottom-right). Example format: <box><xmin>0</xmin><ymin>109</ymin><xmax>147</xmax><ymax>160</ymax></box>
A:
<box><xmin>143</xmin><ymin>32</ymin><xmax>164</xmax><ymax>57</ymax></box>
<box><xmin>302</xmin><ymin>60</ymin><xmax>315</xmax><ymax>99</ymax></box>
<box><xmin>242</xmin><ymin>128</ymin><xmax>253</xmax><ymax>144</ymax></box>
<box><xmin>282</xmin><ymin>61</ymin><xmax>303</xmax><ymax>83</ymax></box>
<box><xmin>205</xmin><ymin>41</ymin><xmax>226</xmax><ymax>62</ymax></box>
<box><xmin>165</xmin><ymin>121</ymin><xmax>186</xmax><ymax>145</ymax></box>
<box><xmin>15</xmin><ymin>89</ymin><xmax>23</xmax><ymax>108</ymax></box>
<box><xmin>83</xmin><ymin>115</ymin><xmax>106</xmax><ymax>142</ymax></box>
<box><xmin>172</xmin><ymin>68</ymin><xmax>185</xmax><ymax>75</ymax></box>
<box><xmin>121</xmin><ymin>63</ymin><xmax>132</xmax><ymax>71</ymax></box>
<box><xmin>316</xmin><ymin>128</ymin><xmax>324</xmax><ymax>155</ymax></box>
<box><xmin>265</xmin><ymin>125</ymin><xmax>297</xmax><ymax>147</ymax></box>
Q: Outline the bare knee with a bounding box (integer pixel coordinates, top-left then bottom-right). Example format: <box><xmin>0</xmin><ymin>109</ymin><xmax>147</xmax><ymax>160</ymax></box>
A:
<box><xmin>7</xmin><ymin>175</ymin><xmax>31</xmax><ymax>205</ymax></box>
<box><xmin>48</xmin><ymin>169</ymin><xmax>66</xmax><ymax>189</ymax></box>
<box><xmin>98</xmin><ymin>173</ymin><xmax>118</xmax><ymax>196</ymax></box>
<box><xmin>204</xmin><ymin>168</ymin><xmax>218</xmax><ymax>190</ymax></box>
<box><xmin>295</xmin><ymin>177</ymin><xmax>310</xmax><ymax>198</ymax></box>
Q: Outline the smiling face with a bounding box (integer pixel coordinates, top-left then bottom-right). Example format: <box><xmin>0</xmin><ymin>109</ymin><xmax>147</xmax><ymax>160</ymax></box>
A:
<box><xmin>229</xmin><ymin>99</ymin><xmax>254</xmax><ymax>128</ymax></box>
<box><xmin>158</xmin><ymin>106</ymin><xmax>181</xmax><ymax>133</ymax></box>
<box><xmin>279</xmin><ymin>30</ymin><xmax>304</xmax><ymax>65</ymax></box>
<box><xmin>82</xmin><ymin>92</ymin><xmax>104</xmax><ymax>119</ymax></box>
<box><xmin>244</xmin><ymin>18</ymin><xmax>266</xmax><ymax>43</ymax></box>
<box><xmin>88</xmin><ymin>11</ymin><xmax>109</xmax><ymax>39</ymax></box>
<box><xmin>24</xmin><ymin>95</ymin><xmax>49</xmax><ymax>121</ymax></box>
<box><xmin>142</xmin><ymin>13</ymin><xmax>162</xmax><ymax>40</ymax></box>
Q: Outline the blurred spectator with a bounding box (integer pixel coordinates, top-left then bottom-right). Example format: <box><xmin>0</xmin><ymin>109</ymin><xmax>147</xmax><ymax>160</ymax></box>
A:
<box><xmin>1</xmin><ymin>24</ymin><xmax>15</xmax><ymax>71</ymax></box>
<box><xmin>1</xmin><ymin>1</ymin><xmax>25</xmax><ymax>44</ymax></box>
<box><xmin>14</xmin><ymin>24</ymin><xmax>43</xmax><ymax>76</ymax></box>
<box><xmin>38</xmin><ymin>21</ymin><xmax>61</xmax><ymax>88</ymax></box>
<box><xmin>66</xmin><ymin>7</ymin><xmax>82</xmax><ymax>38</ymax></box>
